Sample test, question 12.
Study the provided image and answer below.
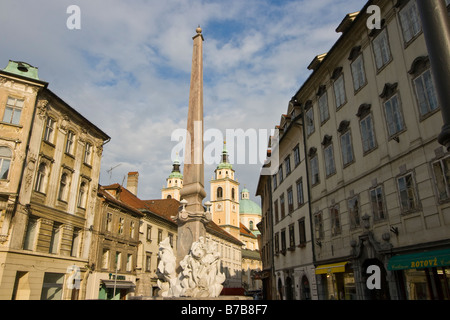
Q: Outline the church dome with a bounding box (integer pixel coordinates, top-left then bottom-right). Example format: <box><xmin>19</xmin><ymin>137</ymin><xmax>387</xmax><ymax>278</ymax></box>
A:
<box><xmin>239</xmin><ymin>188</ymin><xmax>261</xmax><ymax>216</ymax></box>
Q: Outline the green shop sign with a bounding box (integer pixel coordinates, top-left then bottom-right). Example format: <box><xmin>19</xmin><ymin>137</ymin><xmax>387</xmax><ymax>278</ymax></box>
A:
<box><xmin>387</xmin><ymin>249</ymin><xmax>450</xmax><ymax>271</ymax></box>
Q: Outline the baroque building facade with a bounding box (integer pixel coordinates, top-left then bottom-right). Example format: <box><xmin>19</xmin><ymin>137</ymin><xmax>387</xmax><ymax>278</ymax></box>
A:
<box><xmin>0</xmin><ymin>60</ymin><xmax>109</xmax><ymax>300</ymax></box>
<box><xmin>258</xmin><ymin>0</ymin><xmax>450</xmax><ymax>300</ymax></box>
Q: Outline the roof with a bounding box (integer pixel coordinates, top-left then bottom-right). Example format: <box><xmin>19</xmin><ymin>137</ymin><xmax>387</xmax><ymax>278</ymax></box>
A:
<box><xmin>240</xmin><ymin>223</ymin><xmax>256</xmax><ymax>239</ymax></box>
<box><xmin>239</xmin><ymin>198</ymin><xmax>262</xmax><ymax>215</ymax></box>
<box><xmin>3</xmin><ymin>60</ymin><xmax>40</xmax><ymax>81</ymax></box>
<box><xmin>102</xmin><ymin>184</ymin><xmax>243</xmax><ymax>245</ymax></box>
<box><xmin>98</xmin><ymin>185</ymin><xmax>144</xmax><ymax>218</ymax></box>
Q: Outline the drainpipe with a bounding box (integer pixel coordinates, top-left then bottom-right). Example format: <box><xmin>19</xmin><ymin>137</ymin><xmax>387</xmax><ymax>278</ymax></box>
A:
<box><xmin>416</xmin><ymin>1</ymin><xmax>450</xmax><ymax>149</ymax></box>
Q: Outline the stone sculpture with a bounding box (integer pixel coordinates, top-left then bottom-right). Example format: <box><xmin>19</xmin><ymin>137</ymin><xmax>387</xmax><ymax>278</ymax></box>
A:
<box><xmin>157</xmin><ymin>236</ymin><xmax>225</xmax><ymax>298</ymax></box>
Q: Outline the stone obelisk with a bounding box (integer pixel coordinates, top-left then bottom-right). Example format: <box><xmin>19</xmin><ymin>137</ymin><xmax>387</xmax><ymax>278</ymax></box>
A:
<box><xmin>174</xmin><ymin>27</ymin><xmax>210</xmax><ymax>269</ymax></box>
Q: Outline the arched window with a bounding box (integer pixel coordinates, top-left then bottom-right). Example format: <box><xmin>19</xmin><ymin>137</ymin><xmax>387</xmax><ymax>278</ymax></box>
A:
<box><xmin>167</xmin><ymin>195</ymin><xmax>172</xmax><ymax>199</ymax></box>
<box><xmin>249</xmin><ymin>220</ymin><xmax>254</xmax><ymax>230</ymax></box>
<box><xmin>58</xmin><ymin>173</ymin><xmax>68</xmax><ymax>201</ymax></box>
<box><xmin>231</xmin><ymin>188</ymin><xmax>235</xmax><ymax>200</ymax></box>
<box><xmin>34</xmin><ymin>163</ymin><xmax>47</xmax><ymax>193</ymax></box>
<box><xmin>217</xmin><ymin>187</ymin><xmax>223</xmax><ymax>199</ymax></box>
<box><xmin>0</xmin><ymin>147</ymin><xmax>12</xmax><ymax>180</ymax></box>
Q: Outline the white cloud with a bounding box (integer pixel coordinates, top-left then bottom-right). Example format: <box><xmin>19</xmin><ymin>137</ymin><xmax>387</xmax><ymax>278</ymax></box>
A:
<box><xmin>0</xmin><ymin>0</ymin><xmax>367</xmax><ymax>201</ymax></box>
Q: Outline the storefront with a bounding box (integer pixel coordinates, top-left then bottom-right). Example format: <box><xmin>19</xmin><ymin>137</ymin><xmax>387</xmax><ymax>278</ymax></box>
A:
<box><xmin>89</xmin><ymin>272</ymin><xmax>136</xmax><ymax>300</ymax></box>
<box><xmin>388</xmin><ymin>248</ymin><xmax>450</xmax><ymax>300</ymax></box>
<box><xmin>315</xmin><ymin>261</ymin><xmax>356</xmax><ymax>300</ymax></box>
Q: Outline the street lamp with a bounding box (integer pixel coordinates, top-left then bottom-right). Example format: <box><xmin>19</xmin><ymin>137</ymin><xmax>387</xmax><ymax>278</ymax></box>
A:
<box><xmin>416</xmin><ymin>0</ymin><xmax>450</xmax><ymax>150</ymax></box>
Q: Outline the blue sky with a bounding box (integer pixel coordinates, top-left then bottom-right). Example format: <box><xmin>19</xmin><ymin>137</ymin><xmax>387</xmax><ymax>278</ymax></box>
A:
<box><xmin>0</xmin><ymin>0</ymin><xmax>366</xmax><ymax>202</ymax></box>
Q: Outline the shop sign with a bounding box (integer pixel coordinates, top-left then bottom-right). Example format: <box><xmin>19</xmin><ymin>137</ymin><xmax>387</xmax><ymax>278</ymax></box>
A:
<box><xmin>109</xmin><ymin>273</ymin><xmax>126</xmax><ymax>281</ymax></box>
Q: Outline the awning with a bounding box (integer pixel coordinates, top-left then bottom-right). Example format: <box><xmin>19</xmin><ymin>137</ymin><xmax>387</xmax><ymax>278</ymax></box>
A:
<box><xmin>315</xmin><ymin>261</ymin><xmax>349</xmax><ymax>274</ymax></box>
<box><xmin>101</xmin><ymin>280</ymin><xmax>136</xmax><ymax>289</ymax></box>
<box><xmin>387</xmin><ymin>249</ymin><xmax>450</xmax><ymax>271</ymax></box>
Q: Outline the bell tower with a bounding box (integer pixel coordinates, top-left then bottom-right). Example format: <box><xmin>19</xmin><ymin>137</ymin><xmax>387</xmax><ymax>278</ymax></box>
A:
<box><xmin>161</xmin><ymin>154</ymin><xmax>183</xmax><ymax>200</ymax></box>
<box><xmin>210</xmin><ymin>142</ymin><xmax>240</xmax><ymax>239</ymax></box>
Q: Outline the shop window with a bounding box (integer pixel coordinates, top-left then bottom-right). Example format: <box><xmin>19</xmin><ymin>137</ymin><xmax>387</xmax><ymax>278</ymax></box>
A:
<box><xmin>40</xmin><ymin>273</ymin><xmax>64</xmax><ymax>300</ymax></box>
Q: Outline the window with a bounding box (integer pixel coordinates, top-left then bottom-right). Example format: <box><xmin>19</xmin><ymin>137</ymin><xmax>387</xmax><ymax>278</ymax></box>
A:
<box><xmin>249</xmin><ymin>220</ymin><xmax>254</xmax><ymax>230</ymax></box>
<box><xmin>360</xmin><ymin>114</ymin><xmax>376</xmax><ymax>153</ymax></box>
<box><xmin>306</xmin><ymin>108</ymin><xmax>314</xmax><ymax>136</ymax></box>
<box><xmin>330</xmin><ymin>205</ymin><xmax>341</xmax><ymax>236</ymax></box>
<box><xmin>333</xmin><ymin>74</ymin><xmax>346</xmax><ymax>108</ymax></box>
<box><xmin>284</xmin><ymin>156</ymin><xmax>291</xmax><ymax>176</ymax></box>
<box><xmin>324</xmin><ymin>145</ymin><xmax>336</xmax><ymax>177</ymax></box>
<box><xmin>298</xmin><ymin>218</ymin><xmax>306</xmax><ymax>246</ymax></box>
<box><xmin>126</xmin><ymin>254</ymin><xmax>133</xmax><ymax>272</ymax></box>
<box><xmin>49</xmin><ymin>222</ymin><xmax>62</xmax><ymax>254</ymax></box>
<box><xmin>433</xmin><ymin>156</ymin><xmax>450</xmax><ymax>201</ymax></box>
<box><xmin>57</xmin><ymin>173</ymin><xmax>68</xmax><ymax>202</ymax></box>
<box><xmin>2</xmin><ymin>97</ymin><xmax>24</xmax><ymax>125</ymax></box>
<box><xmin>0</xmin><ymin>147</ymin><xmax>12</xmax><ymax>180</ymax></box>
<box><xmin>310</xmin><ymin>155</ymin><xmax>319</xmax><ymax>185</ymax></box>
<box><xmin>373</xmin><ymin>29</ymin><xmax>391</xmax><ymax>70</ymax></box>
<box><xmin>275</xmin><ymin>233</ymin><xmax>280</xmax><ymax>254</ymax></box>
<box><xmin>23</xmin><ymin>216</ymin><xmax>38</xmax><ymax>251</ymax></box>
<box><xmin>44</xmin><ymin>117</ymin><xmax>55</xmax><ymax>143</ymax></box>
<box><xmin>34</xmin><ymin>163</ymin><xmax>47</xmax><ymax>193</ymax></box>
<box><xmin>296</xmin><ymin>178</ymin><xmax>304</xmax><ymax>206</ymax></box>
<box><xmin>287</xmin><ymin>187</ymin><xmax>294</xmax><ymax>213</ymax></box>
<box><xmin>70</xmin><ymin>228</ymin><xmax>81</xmax><ymax>257</ymax></box>
<box><xmin>351</xmin><ymin>54</ymin><xmax>366</xmax><ymax>91</ymax></box>
<box><xmin>168</xmin><ymin>233</ymin><xmax>174</xmax><ymax>247</ymax></box>
<box><xmin>370</xmin><ymin>186</ymin><xmax>386</xmax><ymax>221</ymax></box>
<box><xmin>145</xmin><ymin>253</ymin><xmax>152</xmax><ymax>272</ymax></box>
<box><xmin>314</xmin><ymin>212</ymin><xmax>324</xmax><ymax>240</ymax></box>
<box><xmin>106</xmin><ymin>212</ymin><xmax>112</xmax><ymax>232</ymax></box>
<box><xmin>280</xmin><ymin>229</ymin><xmax>286</xmax><ymax>253</ymax></box>
<box><xmin>399</xmin><ymin>0</ymin><xmax>421</xmax><ymax>43</ymax></box>
<box><xmin>272</xmin><ymin>174</ymin><xmax>277</xmax><ymax>190</ymax></box>
<box><xmin>77</xmin><ymin>182</ymin><xmax>87</xmax><ymax>208</ymax></box>
<box><xmin>340</xmin><ymin>131</ymin><xmax>354</xmax><ymax>166</ymax></box>
<box><xmin>348</xmin><ymin>196</ymin><xmax>360</xmax><ymax>229</ymax></box>
<box><xmin>289</xmin><ymin>224</ymin><xmax>295</xmax><ymax>250</ymax></box>
<box><xmin>398</xmin><ymin>172</ymin><xmax>418</xmax><ymax>212</ymax></box>
<box><xmin>278</xmin><ymin>165</ymin><xmax>284</xmax><ymax>183</ymax></box>
<box><xmin>414</xmin><ymin>69</ymin><xmax>438</xmax><ymax>117</ymax></box>
<box><xmin>129</xmin><ymin>221</ymin><xmax>136</xmax><ymax>239</ymax></box>
<box><xmin>318</xmin><ymin>92</ymin><xmax>329</xmax><ymax>123</ymax></box>
<box><xmin>118</xmin><ymin>217</ymin><xmax>124</xmax><ymax>235</ymax></box>
<box><xmin>84</xmin><ymin>143</ymin><xmax>92</xmax><ymax>165</ymax></box>
<box><xmin>115</xmin><ymin>252</ymin><xmax>122</xmax><ymax>271</ymax></box>
<box><xmin>280</xmin><ymin>194</ymin><xmax>285</xmax><ymax>219</ymax></box>
<box><xmin>293</xmin><ymin>145</ymin><xmax>300</xmax><ymax>167</ymax></box>
<box><xmin>158</xmin><ymin>229</ymin><xmax>163</xmax><ymax>244</ymax></box>
<box><xmin>102</xmin><ymin>249</ymin><xmax>110</xmax><ymax>269</ymax></box>
<box><xmin>274</xmin><ymin>200</ymin><xmax>279</xmax><ymax>223</ymax></box>
<box><xmin>217</xmin><ymin>187</ymin><xmax>223</xmax><ymax>199</ymax></box>
<box><xmin>65</xmin><ymin>131</ymin><xmax>75</xmax><ymax>155</ymax></box>
<box><xmin>40</xmin><ymin>273</ymin><xmax>64</xmax><ymax>300</ymax></box>
<box><xmin>384</xmin><ymin>94</ymin><xmax>405</xmax><ymax>137</ymax></box>
<box><xmin>146</xmin><ymin>225</ymin><xmax>152</xmax><ymax>242</ymax></box>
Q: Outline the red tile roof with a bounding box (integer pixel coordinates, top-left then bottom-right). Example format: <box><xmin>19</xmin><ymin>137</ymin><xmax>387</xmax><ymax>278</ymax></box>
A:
<box><xmin>100</xmin><ymin>184</ymin><xmax>243</xmax><ymax>246</ymax></box>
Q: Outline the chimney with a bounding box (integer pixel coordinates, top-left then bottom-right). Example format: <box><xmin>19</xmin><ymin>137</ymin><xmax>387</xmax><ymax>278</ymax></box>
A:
<box><xmin>127</xmin><ymin>172</ymin><xmax>139</xmax><ymax>196</ymax></box>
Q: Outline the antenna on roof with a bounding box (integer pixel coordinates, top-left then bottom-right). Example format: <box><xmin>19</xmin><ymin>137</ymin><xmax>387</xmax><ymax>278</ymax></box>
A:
<box><xmin>107</xmin><ymin>163</ymin><xmax>122</xmax><ymax>183</ymax></box>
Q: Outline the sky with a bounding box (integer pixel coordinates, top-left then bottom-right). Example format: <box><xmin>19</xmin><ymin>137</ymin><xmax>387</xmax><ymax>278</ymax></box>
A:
<box><xmin>0</xmin><ymin>0</ymin><xmax>366</xmax><ymax>204</ymax></box>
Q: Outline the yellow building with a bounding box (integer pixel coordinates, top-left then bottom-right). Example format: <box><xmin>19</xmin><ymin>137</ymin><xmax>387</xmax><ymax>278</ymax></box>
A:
<box><xmin>0</xmin><ymin>60</ymin><xmax>109</xmax><ymax>300</ymax></box>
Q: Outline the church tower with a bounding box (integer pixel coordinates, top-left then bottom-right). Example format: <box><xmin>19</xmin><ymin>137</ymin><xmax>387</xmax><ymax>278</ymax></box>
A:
<box><xmin>210</xmin><ymin>142</ymin><xmax>240</xmax><ymax>239</ymax></box>
<box><xmin>161</xmin><ymin>155</ymin><xmax>183</xmax><ymax>200</ymax></box>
